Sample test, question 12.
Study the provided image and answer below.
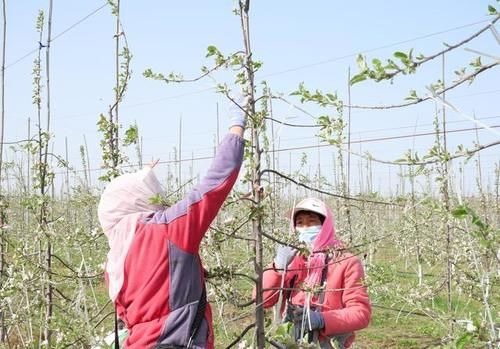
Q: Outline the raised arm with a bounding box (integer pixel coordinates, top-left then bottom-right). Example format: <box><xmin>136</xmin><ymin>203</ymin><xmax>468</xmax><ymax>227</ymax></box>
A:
<box><xmin>147</xmin><ymin>95</ymin><xmax>248</xmax><ymax>253</ymax></box>
<box><xmin>149</xmin><ymin>131</ymin><xmax>244</xmax><ymax>253</ymax></box>
<box><xmin>230</xmin><ymin>124</ymin><xmax>244</xmax><ymax>138</ymax></box>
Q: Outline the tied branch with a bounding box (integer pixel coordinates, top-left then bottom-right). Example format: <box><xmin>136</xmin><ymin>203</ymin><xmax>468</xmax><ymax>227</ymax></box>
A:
<box><xmin>347</xmin><ymin>61</ymin><xmax>499</xmax><ymax>110</ymax></box>
<box><xmin>260</xmin><ymin>168</ymin><xmax>401</xmax><ymax>207</ymax></box>
<box><xmin>351</xmin><ymin>16</ymin><xmax>500</xmax><ymax>84</ymax></box>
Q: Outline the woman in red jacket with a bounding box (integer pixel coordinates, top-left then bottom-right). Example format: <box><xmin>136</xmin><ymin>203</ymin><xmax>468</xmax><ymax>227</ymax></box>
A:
<box><xmin>97</xmin><ymin>101</ymin><xmax>246</xmax><ymax>349</ymax></box>
<box><xmin>260</xmin><ymin>198</ymin><xmax>371</xmax><ymax>349</ymax></box>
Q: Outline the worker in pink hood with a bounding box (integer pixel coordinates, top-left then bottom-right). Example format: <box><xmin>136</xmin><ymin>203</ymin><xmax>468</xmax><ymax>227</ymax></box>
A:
<box><xmin>258</xmin><ymin>198</ymin><xmax>371</xmax><ymax>348</ymax></box>
<box><xmin>97</xmin><ymin>97</ymin><xmax>247</xmax><ymax>349</ymax></box>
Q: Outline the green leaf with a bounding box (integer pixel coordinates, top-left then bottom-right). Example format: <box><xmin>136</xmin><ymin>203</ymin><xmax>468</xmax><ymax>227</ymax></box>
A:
<box><xmin>394</xmin><ymin>51</ymin><xmax>408</xmax><ymax>60</ymax></box>
<box><xmin>488</xmin><ymin>5</ymin><xmax>497</xmax><ymax>15</ymax></box>
<box><xmin>356</xmin><ymin>54</ymin><xmax>367</xmax><ymax>70</ymax></box>
<box><xmin>405</xmin><ymin>89</ymin><xmax>418</xmax><ymax>101</ymax></box>
<box><xmin>470</xmin><ymin>56</ymin><xmax>482</xmax><ymax>68</ymax></box>
<box><xmin>274</xmin><ymin>322</ymin><xmax>292</xmax><ymax>338</ymax></box>
<box><xmin>415</xmin><ymin>53</ymin><xmax>426</xmax><ymax>61</ymax></box>
<box><xmin>325</xmin><ymin>93</ymin><xmax>337</xmax><ymax>102</ymax></box>
<box><xmin>252</xmin><ymin>61</ymin><xmax>263</xmax><ymax>70</ymax></box>
<box><xmin>385</xmin><ymin>59</ymin><xmax>399</xmax><ymax>71</ymax></box>
<box><xmin>455</xmin><ymin>333</ymin><xmax>473</xmax><ymax>349</ymax></box>
<box><xmin>149</xmin><ymin>193</ymin><xmax>163</xmax><ymax>206</ymax></box>
<box><xmin>350</xmin><ymin>73</ymin><xmax>367</xmax><ymax>85</ymax></box>
<box><xmin>452</xmin><ymin>206</ymin><xmax>468</xmax><ymax>219</ymax></box>
<box><xmin>123</xmin><ymin>125</ymin><xmax>138</xmax><ymax>145</ymax></box>
<box><xmin>471</xmin><ymin>214</ymin><xmax>487</xmax><ymax>230</ymax></box>
<box><xmin>206</xmin><ymin>45</ymin><xmax>218</xmax><ymax>57</ymax></box>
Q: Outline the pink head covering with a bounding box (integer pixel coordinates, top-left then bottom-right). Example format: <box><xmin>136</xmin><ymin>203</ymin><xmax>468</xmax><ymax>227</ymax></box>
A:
<box><xmin>97</xmin><ymin>168</ymin><xmax>163</xmax><ymax>302</ymax></box>
<box><xmin>292</xmin><ymin>198</ymin><xmax>341</xmax><ymax>289</ymax></box>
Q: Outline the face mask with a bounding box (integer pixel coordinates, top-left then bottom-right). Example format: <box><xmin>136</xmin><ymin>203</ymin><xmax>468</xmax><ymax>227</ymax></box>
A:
<box><xmin>296</xmin><ymin>225</ymin><xmax>322</xmax><ymax>245</ymax></box>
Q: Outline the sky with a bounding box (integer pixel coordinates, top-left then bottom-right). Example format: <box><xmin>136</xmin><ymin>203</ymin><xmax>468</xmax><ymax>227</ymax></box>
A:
<box><xmin>3</xmin><ymin>1</ymin><xmax>500</xmax><ymax>196</ymax></box>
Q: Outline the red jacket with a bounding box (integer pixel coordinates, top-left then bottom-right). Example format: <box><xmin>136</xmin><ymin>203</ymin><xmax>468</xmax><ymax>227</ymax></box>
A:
<box><xmin>260</xmin><ymin>252</ymin><xmax>371</xmax><ymax>347</ymax></box>
<box><xmin>112</xmin><ymin>134</ymin><xmax>244</xmax><ymax>349</ymax></box>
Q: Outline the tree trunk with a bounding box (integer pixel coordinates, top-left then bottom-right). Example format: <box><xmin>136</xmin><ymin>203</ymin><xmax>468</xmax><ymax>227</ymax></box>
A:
<box><xmin>0</xmin><ymin>0</ymin><xmax>7</xmax><ymax>342</ymax></box>
<box><xmin>43</xmin><ymin>0</ymin><xmax>54</xmax><ymax>345</ymax></box>
<box><xmin>239</xmin><ymin>1</ymin><xmax>265</xmax><ymax>347</ymax></box>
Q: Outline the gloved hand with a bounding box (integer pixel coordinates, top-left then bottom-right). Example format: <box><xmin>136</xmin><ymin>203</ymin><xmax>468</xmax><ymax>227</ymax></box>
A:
<box><xmin>229</xmin><ymin>94</ymin><xmax>249</xmax><ymax>129</ymax></box>
<box><xmin>274</xmin><ymin>245</ymin><xmax>297</xmax><ymax>270</ymax></box>
<box><xmin>292</xmin><ymin>306</ymin><xmax>325</xmax><ymax>331</ymax></box>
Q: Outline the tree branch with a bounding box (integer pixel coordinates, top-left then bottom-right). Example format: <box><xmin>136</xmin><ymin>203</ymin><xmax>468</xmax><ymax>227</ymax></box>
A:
<box><xmin>237</xmin><ymin>299</ymin><xmax>255</xmax><ymax>308</ymax></box>
<box><xmin>264</xmin><ymin>116</ymin><xmax>318</xmax><ymax>128</ymax></box>
<box><xmin>51</xmin><ymin>253</ymin><xmax>102</xmax><ymax>279</ymax></box>
<box><xmin>260</xmin><ymin>168</ymin><xmax>401</xmax><ymax>206</ymax></box>
<box><xmin>361</xmin><ymin>137</ymin><xmax>500</xmax><ymax>166</ymax></box>
<box><xmin>151</xmin><ymin>50</ymin><xmax>245</xmax><ymax>84</ymax></box>
<box><xmin>380</xmin><ymin>15</ymin><xmax>500</xmax><ymax>80</ymax></box>
<box><xmin>225</xmin><ymin>322</ymin><xmax>256</xmax><ymax>349</ymax></box>
<box><xmin>109</xmin><ymin>29</ymin><xmax>130</xmax><ymax>116</ymax></box>
<box><xmin>0</xmin><ymin>138</ymin><xmax>36</xmax><ymax>145</ymax></box>
<box><xmin>346</xmin><ymin>61</ymin><xmax>499</xmax><ymax>110</ymax></box>
<box><xmin>272</xmin><ymin>95</ymin><xmax>316</xmax><ymax>118</ymax></box>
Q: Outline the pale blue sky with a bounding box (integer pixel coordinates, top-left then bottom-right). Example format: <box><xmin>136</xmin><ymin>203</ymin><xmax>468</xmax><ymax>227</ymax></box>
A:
<box><xmin>3</xmin><ymin>1</ymin><xmax>500</xmax><ymax>195</ymax></box>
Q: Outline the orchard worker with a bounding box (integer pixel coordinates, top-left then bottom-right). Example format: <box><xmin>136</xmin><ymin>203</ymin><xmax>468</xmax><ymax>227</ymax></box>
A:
<box><xmin>258</xmin><ymin>198</ymin><xmax>371</xmax><ymax>349</ymax></box>
<box><xmin>97</xmin><ymin>97</ymin><xmax>248</xmax><ymax>349</ymax></box>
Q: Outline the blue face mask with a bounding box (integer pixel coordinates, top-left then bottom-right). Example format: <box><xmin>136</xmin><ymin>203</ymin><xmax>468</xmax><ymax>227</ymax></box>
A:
<box><xmin>296</xmin><ymin>225</ymin><xmax>322</xmax><ymax>245</ymax></box>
